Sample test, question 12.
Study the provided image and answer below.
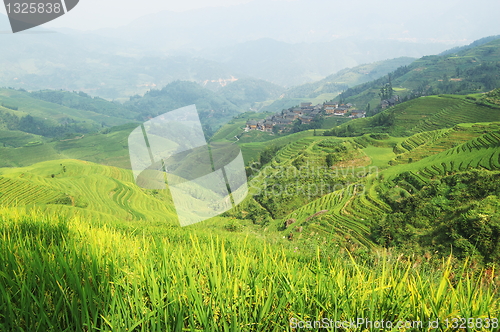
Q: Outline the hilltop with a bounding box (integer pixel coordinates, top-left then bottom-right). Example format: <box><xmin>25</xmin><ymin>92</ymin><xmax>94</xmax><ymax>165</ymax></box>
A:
<box><xmin>125</xmin><ymin>80</ymin><xmax>244</xmax><ymax>135</ymax></box>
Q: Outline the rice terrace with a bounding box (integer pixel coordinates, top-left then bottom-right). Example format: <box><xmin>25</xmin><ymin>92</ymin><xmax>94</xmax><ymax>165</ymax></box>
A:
<box><xmin>1</xmin><ymin>4</ymin><xmax>500</xmax><ymax>331</ymax></box>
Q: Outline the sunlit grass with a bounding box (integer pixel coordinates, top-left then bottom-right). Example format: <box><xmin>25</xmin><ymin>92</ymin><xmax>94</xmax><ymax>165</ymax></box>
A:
<box><xmin>1</xmin><ymin>208</ymin><xmax>498</xmax><ymax>331</ymax></box>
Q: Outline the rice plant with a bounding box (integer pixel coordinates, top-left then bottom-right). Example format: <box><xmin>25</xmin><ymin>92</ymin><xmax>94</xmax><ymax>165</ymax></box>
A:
<box><xmin>0</xmin><ymin>208</ymin><xmax>498</xmax><ymax>331</ymax></box>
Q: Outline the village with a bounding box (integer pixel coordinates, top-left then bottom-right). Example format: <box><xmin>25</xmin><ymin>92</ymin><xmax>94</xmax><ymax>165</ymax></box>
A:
<box><xmin>245</xmin><ymin>102</ymin><xmax>366</xmax><ymax>133</ymax></box>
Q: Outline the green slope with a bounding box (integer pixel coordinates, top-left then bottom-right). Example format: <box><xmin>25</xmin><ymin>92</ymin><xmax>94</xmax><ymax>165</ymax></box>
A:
<box><xmin>0</xmin><ymin>88</ymin><xmax>136</xmax><ymax>129</ymax></box>
<box><xmin>0</xmin><ymin>123</ymin><xmax>135</xmax><ymax>168</ymax></box>
<box><xmin>125</xmin><ymin>80</ymin><xmax>243</xmax><ymax>134</ymax></box>
<box><xmin>218</xmin><ymin>77</ymin><xmax>285</xmax><ymax>109</ymax></box>
<box><xmin>335</xmin><ymin>37</ymin><xmax>500</xmax><ymax>109</ymax></box>
<box><xmin>327</xmin><ymin>93</ymin><xmax>500</xmax><ymax>137</ymax></box>
<box><xmin>0</xmin><ymin>159</ymin><xmax>178</xmax><ymax>224</ymax></box>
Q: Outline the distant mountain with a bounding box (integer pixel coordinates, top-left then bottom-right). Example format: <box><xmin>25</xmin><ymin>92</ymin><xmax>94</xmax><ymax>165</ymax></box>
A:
<box><xmin>204</xmin><ymin>38</ymin><xmax>446</xmax><ymax>87</ymax></box>
<box><xmin>0</xmin><ymin>9</ymin><xmax>459</xmax><ymax>99</ymax></box>
<box><xmin>83</xmin><ymin>0</ymin><xmax>497</xmax><ymax>88</ymax></box>
<box><xmin>0</xmin><ymin>14</ymin><xmax>239</xmax><ymax>100</ymax></box>
<box><xmin>217</xmin><ymin>78</ymin><xmax>285</xmax><ymax>110</ymax></box>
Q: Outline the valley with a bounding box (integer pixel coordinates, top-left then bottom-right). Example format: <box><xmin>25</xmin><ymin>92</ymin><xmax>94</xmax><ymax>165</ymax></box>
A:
<box><xmin>1</xmin><ymin>32</ymin><xmax>499</xmax><ymax>331</ymax></box>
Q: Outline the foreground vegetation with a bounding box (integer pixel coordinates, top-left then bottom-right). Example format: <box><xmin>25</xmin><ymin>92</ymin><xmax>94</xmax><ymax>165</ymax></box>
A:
<box><xmin>0</xmin><ymin>208</ymin><xmax>498</xmax><ymax>331</ymax></box>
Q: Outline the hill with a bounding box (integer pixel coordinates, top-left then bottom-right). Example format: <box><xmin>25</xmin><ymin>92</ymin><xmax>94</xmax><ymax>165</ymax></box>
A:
<box><xmin>282</xmin><ymin>57</ymin><xmax>416</xmax><ymax>99</ymax></box>
<box><xmin>0</xmin><ymin>159</ymin><xmax>178</xmax><ymax>224</ymax></box>
<box><xmin>0</xmin><ymin>81</ymin><xmax>254</xmax><ymax>155</ymax></box>
<box><xmin>29</xmin><ymin>90</ymin><xmax>138</xmax><ymax>120</ymax></box>
<box><xmin>226</xmin><ymin>117</ymin><xmax>500</xmax><ymax>262</ymax></box>
<box><xmin>0</xmin><ymin>88</ymin><xmax>136</xmax><ymax>138</ymax></box>
<box><xmin>0</xmin><ymin>123</ymin><xmax>136</xmax><ymax>168</ymax></box>
<box><xmin>125</xmin><ymin>80</ymin><xmax>244</xmax><ymax>136</ymax></box>
<box><xmin>334</xmin><ymin>37</ymin><xmax>500</xmax><ymax>110</ymax></box>
<box><xmin>217</xmin><ymin>78</ymin><xmax>285</xmax><ymax>110</ymax></box>
<box><xmin>324</xmin><ymin>93</ymin><xmax>500</xmax><ymax>137</ymax></box>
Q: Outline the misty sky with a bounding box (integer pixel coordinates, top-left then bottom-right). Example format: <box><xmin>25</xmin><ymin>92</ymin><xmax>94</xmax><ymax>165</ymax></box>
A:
<box><xmin>1</xmin><ymin>0</ymin><xmax>498</xmax><ymax>47</ymax></box>
<box><xmin>0</xmin><ymin>0</ymin><xmax>497</xmax><ymax>41</ymax></box>
<box><xmin>1</xmin><ymin>0</ymin><xmax>255</xmax><ymax>30</ymax></box>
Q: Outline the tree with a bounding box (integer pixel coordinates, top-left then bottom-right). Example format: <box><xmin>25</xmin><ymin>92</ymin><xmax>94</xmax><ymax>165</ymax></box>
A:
<box><xmin>326</xmin><ymin>154</ymin><xmax>335</xmax><ymax>167</ymax></box>
<box><xmin>379</xmin><ymin>82</ymin><xmax>394</xmax><ymax>100</ymax></box>
<box><xmin>291</xmin><ymin>119</ymin><xmax>302</xmax><ymax>133</ymax></box>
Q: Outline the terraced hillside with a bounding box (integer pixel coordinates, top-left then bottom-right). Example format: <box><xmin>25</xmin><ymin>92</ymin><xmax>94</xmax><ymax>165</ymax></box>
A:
<box><xmin>330</xmin><ymin>94</ymin><xmax>500</xmax><ymax>137</ymax></box>
<box><xmin>391</xmin><ymin>122</ymin><xmax>500</xmax><ymax>164</ymax></box>
<box><xmin>0</xmin><ymin>159</ymin><xmax>178</xmax><ymax>225</ymax></box>
<box><xmin>227</xmin><ymin>118</ymin><xmax>500</xmax><ymax>261</ymax></box>
<box><xmin>1</xmin><ymin>107</ymin><xmax>499</xmax><ymax>263</ymax></box>
<box><xmin>228</xmin><ymin>133</ymin><xmax>390</xmax><ymax>245</ymax></box>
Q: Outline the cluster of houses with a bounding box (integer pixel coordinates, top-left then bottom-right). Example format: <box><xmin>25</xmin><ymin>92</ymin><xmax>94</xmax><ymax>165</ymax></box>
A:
<box><xmin>245</xmin><ymin>102</ymin><xmax>366</xmax><ymax>133</ymax></box>
<box><xmin>323</xmin><ymin>102</ymin><xmax>366</xmax><ymax>119</ymax></box>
